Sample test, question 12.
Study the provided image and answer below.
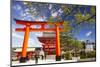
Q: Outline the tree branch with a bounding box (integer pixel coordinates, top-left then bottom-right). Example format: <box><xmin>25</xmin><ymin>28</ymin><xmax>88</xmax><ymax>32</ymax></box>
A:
<box><xmin>77</xmin><ymin>14</ymin><xmax>96</xmax><ymax>25</ymax></box>
<box><xmin>63</xmin><ymin>6</ymin><xmax>78</xmax><ymax>20</ymax></box>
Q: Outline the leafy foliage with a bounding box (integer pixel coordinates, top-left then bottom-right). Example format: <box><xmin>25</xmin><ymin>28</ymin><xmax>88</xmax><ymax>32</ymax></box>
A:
<box><xmin>80</xmin><ymin>51</ymin><xmax>96</xmax><ymax>59</ymax></box>
<box><xmin>64</xmin><ymin>51</ymin><xmax>72</xmax><ymax>60</ymax></box>
<box><xmin>63</xmin><ymin>21</ymin><xmax>71</xmax><ymax>32</ymax></box>
<box><xmin>22</xmin><ymin>2</ymin><xmax>96</xmax><ymax>32</ymax></box>
<box><xmin>60</xmin><ymin>32</ymin><xmax>83</xmax><ymax>52</ymax></box>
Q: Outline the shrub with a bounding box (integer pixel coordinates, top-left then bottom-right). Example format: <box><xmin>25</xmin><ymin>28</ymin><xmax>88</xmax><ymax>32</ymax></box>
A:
<box><xmin>80</xmin><ymin>51</ymin><xmax>87</xmax><ymax>59</ymax></box>
<box><xmin>80</xmin><ymin>54</ymin><xmax>87</xmax><ymax>59</ymax></box>
<box><xmin>86</xmin><ymin>51</ymin><xmax>96</xmax><ymax>58</ymax></box>
<box><xmin>64</xmin><ymin>51</ymin><xmax>72</xmax><ymax>60</ymax></box>
<box><xmin>80</xmin><ymin>51</ymin><xmax>96</xmax><ymax>59</ymax></box>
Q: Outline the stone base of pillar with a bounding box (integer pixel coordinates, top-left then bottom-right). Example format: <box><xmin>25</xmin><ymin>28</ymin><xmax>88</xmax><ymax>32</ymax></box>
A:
<box><xmin>19</xmin><ymin>57</ymin><xmax>28</xmax><ymax>63</ymax></box>
<box><xmin>56</xmin><ymin>56</ymin><xmax>61</xmax><ymax>61</ymax></box>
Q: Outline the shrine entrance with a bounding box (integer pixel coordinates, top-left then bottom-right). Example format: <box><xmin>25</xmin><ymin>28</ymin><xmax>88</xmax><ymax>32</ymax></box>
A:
<box><xmin>15</xmin><ymin>19</ymin><xmax>64</xmax><ymax>62</ymax></box>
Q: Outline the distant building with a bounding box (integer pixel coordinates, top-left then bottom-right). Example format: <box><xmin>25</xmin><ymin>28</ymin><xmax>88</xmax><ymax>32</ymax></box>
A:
<box><xmin>85</xmin><ymin>40</ymin><xmax>95</xmax><ymax>52</ymax></box>
<box><xmin>12</xmin><ymin>47</ymin><xmax>36</xmax><ymax>61</ymax></box>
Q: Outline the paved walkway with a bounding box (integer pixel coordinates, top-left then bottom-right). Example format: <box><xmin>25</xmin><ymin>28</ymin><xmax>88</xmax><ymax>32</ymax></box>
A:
<box><xmin>12</xmin><ymin>59</ymin><xmax>77</xmax><ymax>66</ymax></box>
<box><xmin>12</xmin><ymin>55</ymin><xmax>95</xmax><ymax>66</ymax></box>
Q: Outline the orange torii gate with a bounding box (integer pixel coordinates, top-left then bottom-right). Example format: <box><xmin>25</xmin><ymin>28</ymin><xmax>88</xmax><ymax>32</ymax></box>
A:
<box><xmin>15</xmin><ymin>19</ymin><xmax>64</xmax><ymax>62</ymax></box>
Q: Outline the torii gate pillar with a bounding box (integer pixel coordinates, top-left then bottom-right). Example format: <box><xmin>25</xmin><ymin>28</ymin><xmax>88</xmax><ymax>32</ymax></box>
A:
<box><xmin>55</xmin><ymin>25</ymin><xmax>61</xmax><ymax>61</ymax></box>
<box><xmin>20</xmin><ymin>25</ymin><xmax>30</xmax><ymax>62</ymax></box>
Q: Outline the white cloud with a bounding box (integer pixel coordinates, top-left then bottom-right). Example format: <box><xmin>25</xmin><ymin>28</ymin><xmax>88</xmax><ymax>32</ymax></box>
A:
<box><xmin>36</xmin><ymin>17</ymin><xmax>44</xmax><ymax>21</ymax></box>
<box><xmin>35</xmin><ymin>16</ymin><xmax>46</xmax><ymax>21</ymax></box>
<box><xmin>20</xmin><ymin>11</ymin><xmax>27</xmax><ymax>17</ymax></box>
<box><xmin>25</xmin><ymin>8</ymin><xmax>29</xmax><ymax>12</ymax></box>
<box><xmin>23</xmin><ymin>2</ymin><xmax>28</xmax><ymax>5</ymax></box>
<box><xmin>33</xmin><ymin>32</ymin><xmax>43</xmax><ymax>36</ymax></box>
<box><xmin>49</xmin><ymin>4</ymin><xmax>52</xmax><ymax>10</ymax></box>
<box><xmin>86</xmin><ymin>31</ymin><xmax>92</xmax><ymax>37</ymax></box>
<box><xmin>12</xmin><ymin>32</ymin><xmax>24</xmax><ymax>39</ymax></box>
<box><xmin>58</xmin><ymin>8</ymin><xmax>63</xmax><ymax>13</ymax></box>
<box><xmin>13</xmin><ymin>4</ymin><xmax>22</xmax><ymax>10</ymax></box>
<box><xmin>12</xmin><ymin>32</ymin><xmax>42</xmax><ymax>47</ymax></box>
<box><xmin>51</xmin><ymin>12</ymin><xmax>58</xmax><ymax>18</ymax></box>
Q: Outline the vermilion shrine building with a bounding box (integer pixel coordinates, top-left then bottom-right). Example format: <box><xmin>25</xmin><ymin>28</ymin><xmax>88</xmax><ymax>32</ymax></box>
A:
<box><xmin>38</xmin><ymin>32</ymin><xmax>56</xmax><ymax>55</ymax></box>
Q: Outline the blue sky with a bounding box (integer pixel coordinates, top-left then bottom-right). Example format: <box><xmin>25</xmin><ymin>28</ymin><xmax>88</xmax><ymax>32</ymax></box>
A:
<box><xmin>11</xmin><ymin>0</ymin><xmax>96</xmax><ymax>47</ymax></box>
